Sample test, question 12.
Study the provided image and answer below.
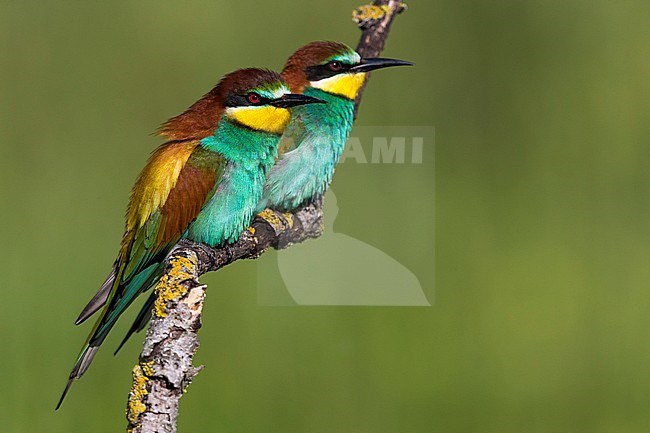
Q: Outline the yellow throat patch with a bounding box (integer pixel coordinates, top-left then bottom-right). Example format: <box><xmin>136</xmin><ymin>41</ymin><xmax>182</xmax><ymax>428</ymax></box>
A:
<box><xmin>226</xmin><ymin>106</ymin><xmax>290</xmax><ymax>135</ymax></box>
<box><xmin>312</xmin><ymin>73</ymin><xmax>366</xmax><ymax>100</ymax></box>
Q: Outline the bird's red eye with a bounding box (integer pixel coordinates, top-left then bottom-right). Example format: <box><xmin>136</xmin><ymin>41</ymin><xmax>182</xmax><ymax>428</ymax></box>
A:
<box><xmin>247</xmin><ymin>93</ymin><xmax>261</xmax><ymax>104</ymax></box>
<box><xmin>328</xmin><ymin>61</ymin><xmax>342</xmax><ymax>72</ymax></box>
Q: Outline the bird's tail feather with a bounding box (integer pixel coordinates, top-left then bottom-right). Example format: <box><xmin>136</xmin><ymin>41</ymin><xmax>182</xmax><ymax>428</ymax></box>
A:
<box><xmin>55</xmin><ymin>345</ymin><xmax>99</xmax><ymax>410</ymax></box>
<box><xmin>57</xmin><ymin>263</ymin><xmax>162</xmax><ymax>409</ymax></box>
<box><xmin>75</xmin><ymin>264</ymin><xmax>117</xmax><ymax>325</ymax></box>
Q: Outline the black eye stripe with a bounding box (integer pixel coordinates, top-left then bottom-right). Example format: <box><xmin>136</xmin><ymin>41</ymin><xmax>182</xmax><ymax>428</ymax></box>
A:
<box><xmin>305</xmin><ymin>61</ymin><xmax>352</xmax><ymax>81</ymax></box>
<box><xmin>329</xmin><ymin>61</ymin><xmax>342</xmax><ymax>71</ymax></box>
<box><xmin>224</xmin><ymin>92</ymin><xmax>272</xmax><ymax>107</ymax></box>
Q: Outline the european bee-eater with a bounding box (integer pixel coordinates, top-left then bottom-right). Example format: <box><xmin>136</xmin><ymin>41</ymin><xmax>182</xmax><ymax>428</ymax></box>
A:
<box><xmin>257</xmin><ymin>41</ymin><xmax>412</xmax><ymax>211</ymax></box>
<box><xmin>114</xmin><ymin>41</ymin><xmax>412</xmax><ymax>354</ymax></box>
<box><xmin>57</xmin><ymin>68</ymin><xmax>322</xmax><ymax>408</ymax></box>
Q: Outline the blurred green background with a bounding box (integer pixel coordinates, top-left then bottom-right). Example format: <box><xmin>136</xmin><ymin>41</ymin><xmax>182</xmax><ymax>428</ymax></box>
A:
<box><xmin>1</xmin><ymin>1</ymin><xmax>649</xmax><ymax>432</ymax></box>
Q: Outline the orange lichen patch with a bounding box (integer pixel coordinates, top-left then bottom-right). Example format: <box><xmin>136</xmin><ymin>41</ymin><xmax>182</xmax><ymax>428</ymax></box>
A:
<box><xmin>153</xmin><ymin>255</ymin><xmax>197</xmax><ymax>317</ymax></box>
<box><xmin>246</xmin><ymin>226</ymin><xmax>256</xmax><ymax>235</ymax></box>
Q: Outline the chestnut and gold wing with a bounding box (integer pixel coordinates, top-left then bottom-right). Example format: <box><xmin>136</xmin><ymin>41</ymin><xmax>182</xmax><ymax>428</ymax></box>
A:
<box><xmin>65</xmin><ymin>141</ymin><xmax>224</xmax><ymax>385</ymax></box>
<box><xmin>78</xmin><ymin>141</ymin><xmax>223</xmax><ymax>327</ymax></box>
<box><xmin>118</xmin><ymin>143</ymin><xmax>223</xmax><ymax>287</ymax></box>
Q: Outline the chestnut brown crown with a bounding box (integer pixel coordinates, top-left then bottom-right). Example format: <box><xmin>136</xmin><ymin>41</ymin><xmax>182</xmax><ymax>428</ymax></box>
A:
<box><xmin>281</xmin><ymin>41</ymin><xmax>358</xmax><ymax>93</ymax></box>
<box><xmin>158</xmin><ymin>68</ymin><xmax>286</xmax><ymax>141</ymax></box>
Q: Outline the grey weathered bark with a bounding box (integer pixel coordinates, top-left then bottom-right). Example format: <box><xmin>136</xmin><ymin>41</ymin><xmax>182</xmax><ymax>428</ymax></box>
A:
<box><xmin>126</xmin><ymin>2</ymin><xmax>407</xmax><ymax>432</ymax></box>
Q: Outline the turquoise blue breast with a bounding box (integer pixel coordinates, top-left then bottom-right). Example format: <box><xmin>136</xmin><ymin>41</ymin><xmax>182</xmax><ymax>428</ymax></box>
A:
<box><xmin>185</xmin><ymin>119</ymin><xmax>278</xmax><ymax>246</ymax></box>
<box><xmin>259</xmin><ymin>87</ymin><xmax>354</xmax><ymax>211</ymax></box>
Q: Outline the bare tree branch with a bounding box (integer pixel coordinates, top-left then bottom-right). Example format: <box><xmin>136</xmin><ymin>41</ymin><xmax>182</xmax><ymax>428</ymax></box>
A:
<box><xmin>126</xmin><ymin>3</ymin><xmax>407</xmax><ymax>432</ymax></box>
<box><xmin>353</xmin><ymin>0</ymin><xmax>407</xmax><ymax>117</ymax></box>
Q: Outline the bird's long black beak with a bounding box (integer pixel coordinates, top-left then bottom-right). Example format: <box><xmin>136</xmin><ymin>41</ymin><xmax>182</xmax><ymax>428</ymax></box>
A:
<box><xmin>270</xmin><ymin>93</ymin><xmax>326</xmax><ymax>108</ymax></box>
<box><xmin>350</xmin><ymin>57</ymin><xmax>414</xmax><ymax>73</ymax></box>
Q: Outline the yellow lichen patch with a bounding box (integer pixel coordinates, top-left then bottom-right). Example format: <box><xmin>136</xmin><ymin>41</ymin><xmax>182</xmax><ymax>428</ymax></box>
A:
<box><xmin>127</xmin><ymin>364</ymin><xmax>149</xmax><ymax>424</ymax></box>
<box><xmin>140</xmin><ymin>361</ymin><xmax>154</xmax><ymax>377</ymax></box>
<box><xmin>352</xmin><ymin>3</ymin><xmax>407</xmax><ymax>27</ymax></box>
<box><xmin>352</xmin><ymin>4</ymin><xmax>390</xmax><ymax>24</ymax></box>
<box><xmin>282</xmin><ymin>212</ymin><xmax>294</xmax><ymax>229</ymax></box>
<box><xmin>153</xmin><ymin>255</ymin><xmax>197</xmax><ymax>317</ymax></box>
<box><xmin>258</xmin><ymin>209</ymin><xmax>283</xmax><ymax>230</ymax></box>
<box><xmin>246</xmin><ymin>226</ymin><xmax>256</xmax><ymax>235</ymax></box>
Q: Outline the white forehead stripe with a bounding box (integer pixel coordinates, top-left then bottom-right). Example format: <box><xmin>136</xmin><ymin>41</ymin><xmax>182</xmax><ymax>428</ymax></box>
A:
<box><xmin>272</xmin><ymin>86</ymin><xmax>290</xmax><ymax>98</ymax></box>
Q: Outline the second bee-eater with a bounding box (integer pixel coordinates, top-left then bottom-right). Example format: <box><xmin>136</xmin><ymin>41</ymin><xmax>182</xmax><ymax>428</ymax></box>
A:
<box><xmin>57</xmin><ymin>68</ymin><xmax>323</xmax><ymax>408</ymax></box>
<box><xmin>257</xmin><ymin>41</ymin><xmax>412</xmax><ymax>211</ymax></box>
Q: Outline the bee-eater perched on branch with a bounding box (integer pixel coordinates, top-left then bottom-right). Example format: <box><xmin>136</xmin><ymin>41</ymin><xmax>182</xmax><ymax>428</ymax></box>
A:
<box><xmin>57</xmin><ymin>68</ymin><xmax>323</xmax><ymax>409</ymax></box>
<box><xmin>114</xmin><ymin>41</ymin><xmax>412</xmax><ymax>355</ymax></box>
<box><xmin>257</xmin><ymin>41</ymin><xmax>412</xmax><ymax>212</ymax></box>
